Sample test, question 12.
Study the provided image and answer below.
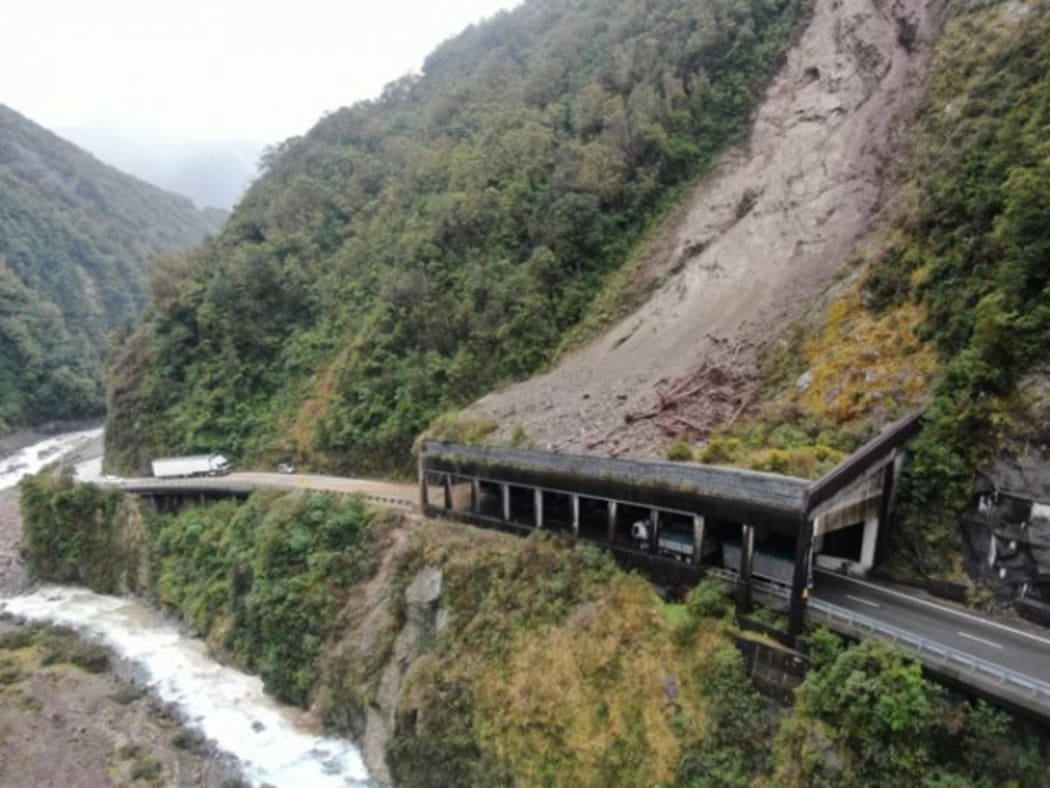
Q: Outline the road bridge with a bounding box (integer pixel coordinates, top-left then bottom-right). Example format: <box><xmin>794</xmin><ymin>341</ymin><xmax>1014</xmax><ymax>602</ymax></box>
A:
<box><xmin>121</xmin><ymin>472</ymin><xmax>417</xmax><ymax>512</ymax></box>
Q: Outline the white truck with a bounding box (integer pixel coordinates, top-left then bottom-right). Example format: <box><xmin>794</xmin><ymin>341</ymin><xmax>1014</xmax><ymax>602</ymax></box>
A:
<box><xmin>151</xmin><ymin>454</ymin><xmax>231</xmax><ymax>479</ymax></box>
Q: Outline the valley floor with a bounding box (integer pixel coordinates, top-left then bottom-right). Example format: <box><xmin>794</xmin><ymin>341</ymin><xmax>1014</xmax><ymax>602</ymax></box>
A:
<box><xmin>0</xmin><ymin>492</ymin><xmax>239</xmax><ymax>786</ymax></box>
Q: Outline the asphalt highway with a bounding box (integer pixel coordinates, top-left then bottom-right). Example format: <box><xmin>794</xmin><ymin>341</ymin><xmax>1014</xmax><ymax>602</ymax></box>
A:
<box><xmin>813</xmin><ymin>570</ymin><xmax>1050</xmax><ymax>687</ymax></box>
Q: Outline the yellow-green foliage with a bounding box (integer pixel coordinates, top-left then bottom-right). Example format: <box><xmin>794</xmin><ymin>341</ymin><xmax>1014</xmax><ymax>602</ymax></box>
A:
<box><xmin>666</xmin><ymin>441</ymin><xmax>694</xmax><ymax>462</ymax></box>
<box><xmin>795</xmin><ymin>289</ymin><xmax>938</xmax><ymax>426</ymax></box>
<box><xmin>471</xmin><ymin>582</ymin><xmax>707</xmax><ymax>786</ymax></box>
<box><xmin>697</xmin><ymin>276</ymin><xmax>937</xmax><ymax>479</ymax></box>
<box><xmin>386</xmin><ymin>528</ymin><xmax>754</xmax><ymax>787</ymax></box>
<box><xmin>414</xmin><ymin>411</ymin><xmax>499</xmax><ymax>451</ymax></box>
<box><xmin>699</xmin><ymin>424</ymin><xmax>847</xmax><ymax>480</ymax></box>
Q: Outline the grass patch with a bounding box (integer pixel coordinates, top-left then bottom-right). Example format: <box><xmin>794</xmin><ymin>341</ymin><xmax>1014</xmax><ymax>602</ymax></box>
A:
<box><xmin>171</xmin><ymin>728</ymin><xmax>207</xmax><ymax>753</ymax></box>
<box><xmin>130</xmin><ymin>754</ymin><xmax>163</xmax><ymax>783</ymax></box>
<box><xmin>110</xmin><ymin>684</ymin><xmax>147</xmax><ymax>706</ymax></box>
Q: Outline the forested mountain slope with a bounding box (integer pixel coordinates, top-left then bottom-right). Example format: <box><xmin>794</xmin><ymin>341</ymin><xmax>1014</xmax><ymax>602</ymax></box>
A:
<box><xmin>0</xmin><ymin>105</ymin><xmax>224</xmax><ymax>433</ymax></box>
<box><xmin>469</xmin><ymin>0</ymin><xmax>944</xmax><ymax>452</ymax></box>
<box><xmin>105</xmin><ymin>0</ymin><xmax>807</xmax><ymax>474</ymax></box>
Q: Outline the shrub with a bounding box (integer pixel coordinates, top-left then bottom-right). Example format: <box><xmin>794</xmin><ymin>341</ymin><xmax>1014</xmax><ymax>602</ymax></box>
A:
<box><xmin>666</xmin><ymin>442</ymin><xmax>695</xmax><ymax>462</ymax></box>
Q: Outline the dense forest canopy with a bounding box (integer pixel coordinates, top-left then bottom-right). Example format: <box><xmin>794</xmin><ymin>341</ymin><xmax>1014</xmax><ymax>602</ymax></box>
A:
<box><xmin>108</xmin><ymin>0</ymin><xmax>807</xmax><ymax>474</ymax></box>
<box><xmin>0</xmin><ymin>104</ymin><xmax>224</xmax><ymax>432</ymax></box>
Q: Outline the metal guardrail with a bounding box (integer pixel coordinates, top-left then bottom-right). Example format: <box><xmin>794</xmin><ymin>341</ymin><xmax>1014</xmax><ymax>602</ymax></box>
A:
<box><xmin>807</xmin><ymin>597</ymin><xmax>1050</xmax><ymax>702</ymax></box>
<box><xmin>708</xmin><ymin>567</ymin><xmax>789</xmax><ymax>601</ymax></box>
<box><xmin>706</xmin><ymin>568</ymin><xmax>1050</xmax><ymax>703</ymax></box>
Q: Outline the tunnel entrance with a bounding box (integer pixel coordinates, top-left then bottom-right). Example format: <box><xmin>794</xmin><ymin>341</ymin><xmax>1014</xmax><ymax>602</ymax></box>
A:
<box><xmin>817</xmin><ymin>521</ymin><xmax>865</xmax><ymax>570</ymax></box>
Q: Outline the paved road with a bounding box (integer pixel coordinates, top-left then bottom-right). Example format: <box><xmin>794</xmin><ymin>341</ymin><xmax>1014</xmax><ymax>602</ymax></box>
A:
<box><xmin>813</xmin><ymin>570</ymin><xmax>1050</xmax><ymax>688</ymax></box>
<box><xmin>121</xmin><ymin>472</ymin><xmax>418</xmax><ymax>509</ymax></box>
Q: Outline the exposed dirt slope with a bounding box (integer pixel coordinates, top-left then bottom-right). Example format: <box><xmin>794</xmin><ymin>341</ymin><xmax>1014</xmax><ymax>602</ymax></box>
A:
<box><xmin>470</xmin><ymin>0</ymin><xmax>945</xmax><ymax>456</ymax></box>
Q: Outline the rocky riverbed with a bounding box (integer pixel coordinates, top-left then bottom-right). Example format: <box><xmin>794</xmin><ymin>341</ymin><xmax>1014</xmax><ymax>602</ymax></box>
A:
<box><xmin>0</xmin><ymin>440</ymin><xmax>243</xmax><ymax>786</ymax></box>
<box><xmin>0</xmin><ymin>620</ymin><xmax>241</xmax><ymax>787</ymax></box>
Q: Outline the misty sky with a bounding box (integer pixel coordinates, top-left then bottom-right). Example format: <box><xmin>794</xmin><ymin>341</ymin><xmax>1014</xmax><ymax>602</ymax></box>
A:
<box><xmin>3</xmin><ymin>0</ymin><xmax>522</xmax><ymax>147</ymax></box>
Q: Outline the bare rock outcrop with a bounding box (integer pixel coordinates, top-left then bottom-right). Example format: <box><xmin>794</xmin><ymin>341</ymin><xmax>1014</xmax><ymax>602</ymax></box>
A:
<box><xmin>470</xmin><ymin>0</ymin><xmax>946</xmax><ymax>456</ymax></box>
<box><xmin>361</xmin><ymin>565</ymin><xmax>445</xmax><ymax>785</ymax></box>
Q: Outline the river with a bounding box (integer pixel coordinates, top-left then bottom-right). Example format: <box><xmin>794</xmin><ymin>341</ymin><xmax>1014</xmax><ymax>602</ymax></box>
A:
<box><xmin>0</xmin><ymin>430</ymin><xmax>373</xmax><ymax>787</ymax></box>
<box><xmin>0</xmin><ymin>426</ymin><xmax>103</xmax><ymax>491</ymax></box>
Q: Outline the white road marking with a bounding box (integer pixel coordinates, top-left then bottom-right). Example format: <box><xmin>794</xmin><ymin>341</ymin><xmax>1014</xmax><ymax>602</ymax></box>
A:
<box><xmin>957</xmin><ymin>631</ymin><xmax>1003</xmax><ymax>650</ymax></box>
<box><xmin>846</xmin><ymin>594</ymin><xmax>881</xmax><ymax>608</ymax></box>
<box><xmin>815</xmin><ymin>569</ymin><xmax>1050</xmax><ymax>649</ymax></box>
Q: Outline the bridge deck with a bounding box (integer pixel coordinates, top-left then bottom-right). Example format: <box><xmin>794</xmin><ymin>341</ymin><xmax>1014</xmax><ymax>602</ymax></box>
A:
<box><xmin>121</xmin><ymin>472</ymin><xmax>418</xmax><ymax>510</ymax></box>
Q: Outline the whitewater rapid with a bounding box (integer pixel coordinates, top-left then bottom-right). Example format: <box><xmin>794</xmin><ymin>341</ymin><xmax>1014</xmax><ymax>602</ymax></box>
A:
<box><xmin>3</xmin><ymin>586</ymin><xmax>371</xmax><ymax>787</ymax></box>
<box><xmin>0</xmin><ymin>427</ymin><xmax>103</xmax><ymax>490</ymax></box>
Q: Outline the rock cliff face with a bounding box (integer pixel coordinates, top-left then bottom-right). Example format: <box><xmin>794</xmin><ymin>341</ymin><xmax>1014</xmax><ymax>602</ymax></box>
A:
<box><xmin>361</xmin><ymin>566</ymin><xmax>446</xmax><ymax>785</ymax></box>
<box><xmin>470</xmin><ymin>0</ymin><xmax>946</xmax><ymax>456</ymax></box>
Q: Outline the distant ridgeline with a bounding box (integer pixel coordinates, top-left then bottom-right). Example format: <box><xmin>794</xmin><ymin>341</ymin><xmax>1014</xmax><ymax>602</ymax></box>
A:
<box><xmin>0</xmin><ymin>104</ymin><xmax>224</xmax><ymax>434</ymax></box>
<box><xmin>105</xmin><ymin>0</ymin><xmax>807</xmax><ymax>475</ymax></box>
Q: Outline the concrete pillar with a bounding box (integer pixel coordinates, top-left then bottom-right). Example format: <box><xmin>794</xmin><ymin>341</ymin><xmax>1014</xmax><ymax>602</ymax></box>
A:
<box><xmin>534</xmin><ymin>488</ymin><xmax>544</xmax><ymax>528</ymax></box>
<box><xmin>859</xmin><ymin>513</ymin><xmax>879</xmax><ymax>572</ymax></box>
<box><xmin>470</xmin><ymin>479</ymin><xmax>480</xmax><ymax>514</ymax></box>
<box><xmin>736</xmin><ymin>524</ymin><xmax>755</xmax><ymax>615</ymax></box>
<box><xmin>787</xmin><ymin>519</ymin><xmax>815</xmax><ymax>643</ymax></box>
<box><xmin>418</xmin><ymin>458</ymin><xmax>428</xmax><ymax>506</ymax></box>
<box><xmin>989</xmin><ymin>529</ymin><xmax>997</xmax><ymax>567</ymax></box>
<box><xmin>501</xmin><ymin>484</ymin><xmax>511</xmax><ymax>522</ymax></box>
<box><xmin>443</xmin><ymin>474</ymin><xmax>453</xmax><ymax>510</ymax></box>
<box><xmin>607</xmin><ymin>501</ymin><xmax>618</xmax><ymax>544</ymax></box>
<box><xmin>572</xmin><ymin>495</ymin><xmax>580</xmax><ymax>537</ymax></box>
<box><xmin>649</xmin><ymin>509</ymin><xmax>660</xmax><ymax>555</ymax></box>
<box><xmin>692</xmin><ymin>515</ymin><xmax>706</xmax><ymax>566</ymax></box>
<box><xmin>874</xmin><ymin>455</ymin><xmax>901</xmax><ymax>565</ymax></box>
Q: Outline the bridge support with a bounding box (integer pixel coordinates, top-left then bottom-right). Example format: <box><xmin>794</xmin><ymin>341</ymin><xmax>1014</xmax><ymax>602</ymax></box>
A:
<box><xmin>860</xmin><ymin>513</ymin><xmax>878</xmax><ymax>571</ymax></box>
<box><xmin>572</xmin><ymin>495</ymin><xmax>580</xmax><ymax>537</ymax></box>
<box><xmin>501</xmin><ymin>484</ymin><xmax>511</xmax><ymax>522</ymax></box>
<box><xmin>470</xmin><ymin>479</ymin><xmax>479</xmax><ymax>514</ymax></box>
<box><xmin>737</xmin><ymin>524</ymin><xmax>755</xmax><ymax>615</ymax></box>
<box><xmin>607</xmin><ymin>501</ymin><xmax>618</xmax><ymax>543</ymax></box>
<box><xmin>443</xmin><ymin>474</ymin><xmax>453</xmax><ymax>510</ymax></box>
<box><xmin>692</xmin><ymin>515</ymin><xmax>705</xmax><ymax>567</ymax></box>
<box><xmin>787</xmin><ymin>518</ymin><xmax>814</xmax><ymax>642</ymax></box>
<box><xmin>649</xmin><ymin>509</ymin><xmax>660</xmax><ymax>555</ymax></box>
<box><xmin>534</xmin><ymin>488</ymin><xmax>543</xmax><ymax>528</ymax></box>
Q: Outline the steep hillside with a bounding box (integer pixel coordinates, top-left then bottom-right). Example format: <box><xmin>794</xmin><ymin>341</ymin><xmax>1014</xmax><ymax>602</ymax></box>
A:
<box><xmin>0</xmin><ymin>105</ymin><xmax>224</xmax><ymax>432</ymax></box>
<box><xmin>469</xmin><ymin>0</ymin><xmax>945</xmax><ymax>453</ymax></box>
<box><xmin>649</xmin><ymin>0</ymin><xmax>1050</xmax><ymax>583</ymax></box>
<box><xmin>105</xmin><ymin>0</ymin><xmax>808</xmax><ymax>475</ymax></box>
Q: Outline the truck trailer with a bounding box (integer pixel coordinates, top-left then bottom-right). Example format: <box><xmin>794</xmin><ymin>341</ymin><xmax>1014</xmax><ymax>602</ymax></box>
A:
<box><xmin>151</xmin><ymin>454</ymin><xmax>231</xmax><ymax>479</ymax></box>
